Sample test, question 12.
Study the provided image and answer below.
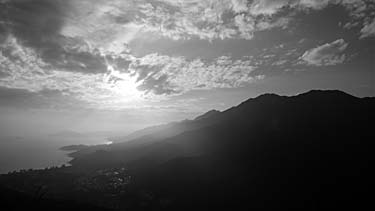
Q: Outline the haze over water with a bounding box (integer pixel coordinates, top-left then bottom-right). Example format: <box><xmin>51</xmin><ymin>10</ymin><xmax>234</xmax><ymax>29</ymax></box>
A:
<box><xmin>0</xmin><ymin>135</ymin><xmax>110</xmax><ymax>174</ymax></box>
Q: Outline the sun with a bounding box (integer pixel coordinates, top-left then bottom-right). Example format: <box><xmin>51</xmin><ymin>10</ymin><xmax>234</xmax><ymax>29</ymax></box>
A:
<box><xmin>103</xmin><ymin>65</ymin><xmax>144</xmax><ymax>105</ymax></box>
<box><xmin>113</xmin><ymin>74</ymin><xmax>143</xmax><ymax>99</ymax></box>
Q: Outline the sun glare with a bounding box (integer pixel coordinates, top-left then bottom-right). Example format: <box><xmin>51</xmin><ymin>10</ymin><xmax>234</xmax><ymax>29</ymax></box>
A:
<box><xmin>103</xmin><ymin>64</ymin><xmax>144</xmax><ymax>105</ymax></box>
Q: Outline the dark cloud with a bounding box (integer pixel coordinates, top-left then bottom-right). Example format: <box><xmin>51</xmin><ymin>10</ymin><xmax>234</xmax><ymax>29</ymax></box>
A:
<box><xmin>1</xmin><ymin>0</ymin><xmax>68</xmax><ymax>47</ymax></box>
<box><xmin>137</xmin><ymin>74</ymin><xmax>178</xmax><ymax>95</ymax></box>
<box><xmin>0</xmin><ymin>0</ymin><xmax>108</xmax><ymax>74</ymax></box>
<box><xmin>108</xmin><ymin>12</ymin><xmax>133</xmax><ymax>25</ymax></box>
<box><xmin>131</xmin><ymin>64</ymin><xmax>162</xmax><ymax>82</ymax></box>
<box><xmin>42</xmin><ymin>40</ymin><xmax>108</xmax><ymax>74</ymax></box>
<box><xmin>106</xmin><ymin>56</ymin><xmax>132</xmax><ymax>72</ymax></box>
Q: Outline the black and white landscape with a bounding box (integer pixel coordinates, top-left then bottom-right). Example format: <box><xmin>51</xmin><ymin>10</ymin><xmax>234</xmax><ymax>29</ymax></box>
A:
<box><xmin>0</xmin><ymin>0</ymin><xmax>374</xmax><ymax>210</ymax></box>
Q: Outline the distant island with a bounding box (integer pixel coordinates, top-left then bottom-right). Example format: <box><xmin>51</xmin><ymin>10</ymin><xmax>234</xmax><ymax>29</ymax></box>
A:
<box><xmin>59</xmin><ymin>144</ymin><xmax>89</xmax><ymax>151</ymax></box>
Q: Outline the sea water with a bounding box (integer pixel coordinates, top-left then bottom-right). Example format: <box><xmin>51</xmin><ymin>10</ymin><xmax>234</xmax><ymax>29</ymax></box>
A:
<box><xmin>0</xmin><ymin>135</ymin><xmax>109</xmax><ymax>174</ymax></box>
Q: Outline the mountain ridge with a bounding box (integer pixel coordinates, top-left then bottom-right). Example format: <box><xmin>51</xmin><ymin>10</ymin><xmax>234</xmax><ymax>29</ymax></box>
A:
<box><xmin>70</xmin><ymin>89</ymin><xmax>374</xmax><ymax>167</ymax></box>
<box><xmin>2</xmin><ymin>89</ymin><xmax>374</xmax><ymax>210</ymax></box>
<box><xmin>109</xmin><ymin>89</ymin><xmax>360</xmax><ymax>146</ymax></box>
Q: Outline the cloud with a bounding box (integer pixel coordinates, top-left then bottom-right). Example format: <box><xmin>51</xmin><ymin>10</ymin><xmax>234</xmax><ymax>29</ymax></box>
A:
<box><xmin>136</xmin><ymin>0</ymin><xmax>241</xmax><ymax>40</ymax></box>
<box><xmin>0</xmin><ymin>86</ymin><xmax>85</xmax><ymax>109</ymax></box>
<box><xmin>247</xmin><ymin>0</ymin><xmax>367</xmax><ymax>16</ymax></box>
<box><xmin>0</xmin><ymin>0</ymin><xmax>109</xmax><ymax>74</ymax></box>
<box><xmin>2</xmin><ymin>0</ymin><xmax>373</xmax><ymax>52</ymax></box>
<box><xmin>256</xmin><ymin>16</ymin><xmax>290</xmax><ymax>30</ymax></box>
<box><xmin>0</xmin><ymin>34</ymin><xmax>264</xmax><ymax>108</ymax></box>
<box><xmin>231</xmin><ymin>0</ymin><xmax>248</xmax><ymax>13</ymax></box>
<box><xmin>130</xmin><ymin>54</ymin><xmax>263</xmax><ymax>95</ymax></box>
<box><xmin>0</xmin><ymin>37</ymin><xmax>135</xmax><ymax>109</ymax></box>
<box><xmin>0</xmin><ymin>0</ymin><xmax>373</xmax><ymax>111</ymax></box>
<box><xmin>245</xmin><ymin>0</ymin><xmax>375</xmax><ymax>41</ymax></box>
<box><xmin>2</xmin><ymin>0</ymin><xmax>372</xmax><ymax>64</ymax></box>
<box><xmin>87</xmin><ymin>0</ymin><xmax>296</xmax><ymax>41</ymax></box>
<box><xmin>360</xmin><ymin>17</ymin><xmax>375</xmax><ymax>38</ymax></box>
<box><xmin>140</xmin><ymin>0</ymin><xmax>374</xmax><ymax>41</ymax></box>
<box><xmin>234</xmin><ymin>14</ymin><xmax>255</xmax><ymax>39</ymax></box>
<box><xmin>249</xmin><ymin>0</ymin><xmax>290</xmax><ymax>16</ymax></box>
<box><xmin>300</xmin><ymin>39</ymin><xmax>348</xmax><ymax>66</ymax></box>
<box><xmin>247</xmin><ymin>0</ymin><xmax>333</xmax><ymax>16</ymax></box>
<box><xmin>137</xmin><ymin>74</ymin><xmax>178</xmax><ymax>95</ymax></box>
<box><xmin>0</xmin><ymin>0</ymin><xmax>68</xmax><ymax>47</ymax></box>
<box><xmin>297</xmin><ymin>0</ymin><xmax>331</xmax><ymax>10</ymax></box>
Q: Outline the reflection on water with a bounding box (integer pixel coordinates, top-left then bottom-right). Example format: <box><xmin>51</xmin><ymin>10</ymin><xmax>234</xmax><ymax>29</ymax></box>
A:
<box><xmin>0</xmin><ymin>135</ymin><xmax>109</xmax><ymax>174</ymax></box>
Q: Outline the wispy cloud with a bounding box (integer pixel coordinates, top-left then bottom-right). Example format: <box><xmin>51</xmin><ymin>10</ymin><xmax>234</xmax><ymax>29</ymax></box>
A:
<box><xmin>360</xmin><ymin>17</ymin><xmax>375</xmax><ymax>38</ymax></box>
<box><xmin>130</xmin><ymin>54</ymin><xmax>263</xmax><ymax>95</ymax></box>
<box><xmin>300</xmin><ymin>39</ymin><xmax>348</xmax><ymax>66</ymax></box>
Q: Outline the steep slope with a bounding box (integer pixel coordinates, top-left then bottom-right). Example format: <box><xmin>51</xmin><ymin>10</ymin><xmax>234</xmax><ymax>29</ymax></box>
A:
<box><xmin>193</xmin><ymin>109</ymin><xmax>220</xmax><ymax>121</ymax></box>
<box><xmin>70</xmin><ymin>109</ymin><xmax>222</xmax><ymax>159</ymax></box>
<box><xmin>70</xmin><ymin>90</ymin><xmax>374</xmax><ymax>209</ymax></box>
<box><xmin>70</xmin><ymin>90</ymin><xmax>374</xmax><ymax>168</ymax></box>
<box><xmin>7</xmin><ymin>90</ymin><xmax>375</xmax><ymax>210</ymax></box>
<box><xmin>124</xmin><ymin>90</ymin><xmax>374</xmax><ymax>210</ymax></box>
<box><xmin>111</xmin><ymin>109</ymin><xmax>221</xmax><ymax>143</ymax></box>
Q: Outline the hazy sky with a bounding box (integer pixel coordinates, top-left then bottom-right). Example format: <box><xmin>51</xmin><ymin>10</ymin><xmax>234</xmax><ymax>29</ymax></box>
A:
<box><xmin>0</xmin><ymin>0</ymin><xmax>374</xmax><ymax>135</ymax></box>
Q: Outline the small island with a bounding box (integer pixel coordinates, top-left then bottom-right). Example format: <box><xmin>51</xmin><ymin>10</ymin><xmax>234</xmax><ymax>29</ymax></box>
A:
<box><xmin>59</xmin><ymin>144</ymin><xmax>89</xmax><ymax>151</ymax></box>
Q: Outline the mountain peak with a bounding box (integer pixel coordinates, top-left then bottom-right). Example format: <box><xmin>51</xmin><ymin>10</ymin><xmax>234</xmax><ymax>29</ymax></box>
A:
<box><xmin>254</xmin><ymin>93</ymin><xmax>281</xmax><ymax>100</ymax></box>
<box><xmin>238</xmin><ymin>93</ymin><xmax>283</xmax><ymax>106</ymax></box>
<box><xmin>299</xmin><ymin>89</ymin><xmax>353</xmax><ymax>96</ymax></box>
<box><xmin>235</xmin><ymin>90</ymin><xmax>359</xmax><ymax>111</ymax></box>
<box><xmin>194</xmin><ymin>109</ymin><xmax>221</xmax><ymax>121</ymax></box>
<box><xmin>296</xmin><ymin>89</ymin><xmax>357</xmax><ymax>101</ymax></box>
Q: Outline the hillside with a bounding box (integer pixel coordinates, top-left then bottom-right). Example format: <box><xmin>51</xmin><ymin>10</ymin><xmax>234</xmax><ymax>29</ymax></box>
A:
<box><xmin>2</xmin><ymin>90</ymin><xmax>374</xmax><ymax>210</ymax></box>
<box><xmin>70</xmin><ymin>90</ymin><xmax>374</xmax><ymax>167</ymax></box>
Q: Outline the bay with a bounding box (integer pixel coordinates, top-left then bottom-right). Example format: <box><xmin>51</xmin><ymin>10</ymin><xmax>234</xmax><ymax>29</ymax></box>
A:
<box><xmin>0</xmin><ymin>135</ymin><xmax>109</xmax><ymax>174</ymax></box>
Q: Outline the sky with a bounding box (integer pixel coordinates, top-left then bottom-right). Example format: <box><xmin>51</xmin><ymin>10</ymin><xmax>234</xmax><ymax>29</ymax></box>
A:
<box><xmin>0</xmin><ymin>0</ymin><xmax>374</xmax><ymax>136</ymax></box>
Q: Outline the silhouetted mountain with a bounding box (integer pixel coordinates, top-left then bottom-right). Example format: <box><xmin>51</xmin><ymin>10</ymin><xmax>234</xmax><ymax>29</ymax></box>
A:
<box><xmin>108</xmin><ymin>110</ymin><xmax>219</xmax><ymax>145</ymax></box>
<box><xmin>194</xmin><ymin>109</ymin><xmax>220</xmax><ymax>121</ymax></box>
<box><xmin>1</xmin><ymin>90</ymin><xmax>373</xmax><ymax>210</ymax></box>
<box><xmin>109</xmin><ymin>111</ymin><xmax>220</xmax><ymax>144</ymax></box>
<box><xmin>70</xmin><ymin>90</ymin><xmax>372</xmax><ymax>164</ymax></box>
<box><xmin>109</xmin><ymin>121</ymin><xmax>185</xmax><ymax>143</ymax></box>
<box><xmin>66</xmin><ymin>90</ymin><xmax>374</xmax><ymax>210</ymax></box>
<box><xmin>72</xmin><ymin>110</ymin><xmax>221</xmax><ymax>159</ymax></box>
